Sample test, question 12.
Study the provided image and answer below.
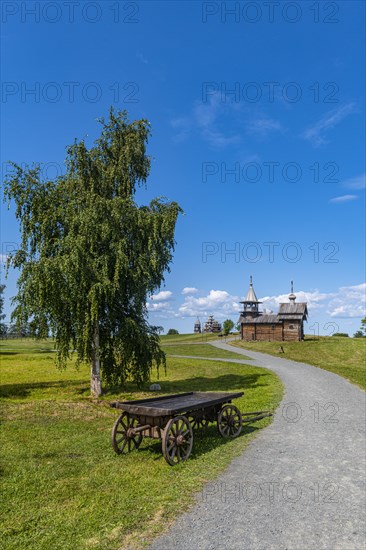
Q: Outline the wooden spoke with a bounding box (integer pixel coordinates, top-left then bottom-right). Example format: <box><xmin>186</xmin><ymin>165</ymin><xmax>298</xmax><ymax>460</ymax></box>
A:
<box><xmin>111</xmin><ymin>412</ymin><xmax>143</xmax><ymax>454</ymax></box>
<box><xmin>119</xmin><ymin>417</ymin><xmax>128</xmax><ymax>430</ymax></box>
<box><xmin>217</xmin><ymin>405</ymin><xmax>242</xmax><ymax>438</ymax></box>
<box><xmin>223</xmin><ymin>424</ymin><xmax>230</xmax><ymax>436</ymax></box>
<box><xmin>162</xmin><ymin>415</ymin><xmax>193</xmax><ymax>466</ymax></box>
<box><xmin>189</xmin><ymin>413</ymin><xmax>210</xmax><ymax>430</ymax></box>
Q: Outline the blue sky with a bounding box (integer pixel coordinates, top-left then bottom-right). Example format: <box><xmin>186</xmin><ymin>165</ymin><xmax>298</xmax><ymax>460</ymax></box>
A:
<box><xmin>1</xmin><ymin>0</ymin><xmax>365</xmax><ymax>335</ymax></box>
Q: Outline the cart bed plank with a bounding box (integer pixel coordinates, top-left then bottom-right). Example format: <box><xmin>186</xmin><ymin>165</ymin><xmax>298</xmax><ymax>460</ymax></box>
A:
<box><xmin>111</xmin><ymin>391</ymin><xmax>243</xmax><ymax>417</ymax></box>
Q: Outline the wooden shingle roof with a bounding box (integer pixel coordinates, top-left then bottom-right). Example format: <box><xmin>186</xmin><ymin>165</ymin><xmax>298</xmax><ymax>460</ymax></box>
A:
<box><xmin>278</xmin><ymin>314</ymin><xmax>304</xmax><ymax>320</ymax></box>
<box><xmin>239</xmin><ymin>314</ymin><xmax>281</xmax><ymax>324</ymax></box>
<box><xmin>278</xmin><ymin>302</ymin><xmax>308</xmax><ymax>320</ymax></box>
<box><xmin>278</xmin><ymin>302</ymin><xmax>307</xmax><ymax>314</ymax></box>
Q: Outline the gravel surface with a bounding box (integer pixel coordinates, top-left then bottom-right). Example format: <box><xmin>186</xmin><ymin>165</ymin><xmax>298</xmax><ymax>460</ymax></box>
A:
<box><xmin>150</xmin><ymin>342</ymin><xmax>366</xmax><ymax>550</ymax></box>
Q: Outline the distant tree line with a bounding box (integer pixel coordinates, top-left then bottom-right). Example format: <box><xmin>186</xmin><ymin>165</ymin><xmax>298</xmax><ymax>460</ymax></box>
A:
<box><xmin>331</xmin><ymin>318</ymin><xmax>366</xmax><ymax>339</ymax></box>
<box><xmin>1</xmin><ymin>286</ymin><xmax>37</xmax><ymax>339</ymax></box>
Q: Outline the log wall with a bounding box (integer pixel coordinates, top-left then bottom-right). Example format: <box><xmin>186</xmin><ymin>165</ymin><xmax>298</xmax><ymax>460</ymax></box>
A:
<box><xmin>241</xmin><ymin>321</ymin><xmax>303</xmax><ymax>341</ymax></box>
<box><xmin>282</xmin><ymin>320</ymin><xmax>302</xmax><ymax>341</ymax></box>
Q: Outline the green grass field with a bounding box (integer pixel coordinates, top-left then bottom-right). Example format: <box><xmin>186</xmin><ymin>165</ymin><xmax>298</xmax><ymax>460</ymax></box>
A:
<box><xmin>0</xmin><ymin>339</ymin><xmax>282</xmax><ymax>549</ymax></box>
<box><xmin>161</xmin><ymin>343</ymin><xmax>249</xmax><ymax>360</ymax></box>
<box><xmin>160</xmin><ymin>332</ymin><xmax>221</xmax><ymax>343</ymax></box>
<box><xmin>232</xmin><ymin>336</ymin><xmax>366</xmax><ymax>390</ymax></box>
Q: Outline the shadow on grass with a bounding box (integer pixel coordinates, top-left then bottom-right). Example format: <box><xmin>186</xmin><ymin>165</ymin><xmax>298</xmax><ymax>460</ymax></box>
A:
<box><xmin>0</xmin><ymin>379</ymin><xmax>89</xmax><ymax>399</ymax></box>
<box><xmin>120</xmin><ymin>423</ymin><xmax>262</xmax><ymax>462</ymax></box>
<box><xmin>158</xmin><ymin>373</ymin><xmax>267</xmax><ymax>392</ymax></box>
<box><xmin>105</xmin><ymin>373</ymin><xmax>268</xmax><ymax>397</ymax></box>
<box><xmin>0</xmin><ymin>349</ymin><xmax>56</xmax><ymax>355</ymax></box>
<box><xmin>1</xmin><ymin>373</ymin><xmax>268</xmax><ymax>400</ymax></box>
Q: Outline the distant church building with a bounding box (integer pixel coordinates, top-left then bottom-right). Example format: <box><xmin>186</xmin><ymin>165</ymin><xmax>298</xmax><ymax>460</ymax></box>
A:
<box><xmin>203</xmin><ymin>315</ymin><xmax>222</xmax><ymax>333</ymax></box>
<box><xmin>238</xmin><ymin>277</ymin><xmax>308</xmax><ymax>342</ymax></box>
<box><xmin>194</xmin><ymin>318</ymin><xmax>201</xmax><ymax>333</ymax></box>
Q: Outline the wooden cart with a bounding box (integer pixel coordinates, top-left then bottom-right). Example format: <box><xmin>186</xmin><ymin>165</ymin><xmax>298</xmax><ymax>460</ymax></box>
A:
<box><xmin>110</xmin><ymin>391</ymin><xmax>271</xmax><ymax>465</ymax></box>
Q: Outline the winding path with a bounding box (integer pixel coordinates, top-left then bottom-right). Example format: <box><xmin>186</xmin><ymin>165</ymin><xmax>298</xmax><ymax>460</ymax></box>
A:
<box><xmin>151</xmin><ymin>341</ymin><xmax>366</xmax><ymax>550</ymax></box>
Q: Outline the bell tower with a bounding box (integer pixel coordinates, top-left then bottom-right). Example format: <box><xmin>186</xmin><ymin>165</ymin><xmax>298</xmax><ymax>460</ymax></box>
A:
<box><xmin>240</xmin><ymin>276</ymin><xmax>261</xmax><ymax>319</ymax></box>
<box><xmin>194</xmin><ymin>317</ymin><xmax>201</xmax><ymax>333</ymax></box>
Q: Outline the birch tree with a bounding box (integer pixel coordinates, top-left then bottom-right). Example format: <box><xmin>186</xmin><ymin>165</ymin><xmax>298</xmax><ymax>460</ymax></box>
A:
<box><xmin>3</xmin><ymin>109</ymin><xmax>182</xmax><ymax>396</ymax></box>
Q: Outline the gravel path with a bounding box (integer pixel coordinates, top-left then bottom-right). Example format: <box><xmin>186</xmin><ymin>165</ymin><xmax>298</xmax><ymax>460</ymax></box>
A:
<box><xmin>151</xmin><ymin>342</ymin><xmax>366</xmax><ymax>550</ymax></box>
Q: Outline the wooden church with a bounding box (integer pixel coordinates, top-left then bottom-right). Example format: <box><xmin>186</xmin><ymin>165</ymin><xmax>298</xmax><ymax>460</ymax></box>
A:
<box><xmin>238</xmin><ymin>277</ymin><xmax>308</xmax><ymax>342</ymax></box>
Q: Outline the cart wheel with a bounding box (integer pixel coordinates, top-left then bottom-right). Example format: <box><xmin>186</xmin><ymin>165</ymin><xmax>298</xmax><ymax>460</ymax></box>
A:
<box><xmin>189</xmin><ymin>415</ymin><xmax>209</xmax><ymax>430</ymax></box>
<box><xmin>162</xmin><ymin>415</ymin><xmax>193</xmax><ymax>466</ymax></box>
<box><xmin>111</xmin><ymin>412</ymin><xmax>143</xmax><ymax>454</ymax></box>
<box><xmin>217</xmin><ymin>405</ymin><xmax>242</xmax><ymax>438</ymax></box>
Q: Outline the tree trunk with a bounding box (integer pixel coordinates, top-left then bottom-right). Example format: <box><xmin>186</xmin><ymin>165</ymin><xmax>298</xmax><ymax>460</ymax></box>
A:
<box><xmin>91</xmin><ymin>322</ymin><xmax>102</xmax><ymax>397</ymax></box>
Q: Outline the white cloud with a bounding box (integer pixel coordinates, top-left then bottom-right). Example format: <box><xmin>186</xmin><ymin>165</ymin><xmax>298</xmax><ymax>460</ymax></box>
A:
<box><xmin>147</xmin><ymin>301</ymin><xmax>171</xmax><ymax>311</ymax></box>
<box><xmin>261</xmin><ymin>290</ymin><xmax>330</xmax><ymax>312</ymax></box>
<box><xmin>302</xmin><ymin>102</ymin><xmax>356</xmax><ymax>147</ymax></box>
<box><xmin>179</xmin><ymin>289</ymin><xmax>240</xmax><ymax>318</ymax></box>
<box><xmin>170</xmin><ymin>93</ymin><xmax>241</xmax><ymax>148</ymax></box>
<box><xmin>0</xmin><ymin>254</ymin><xmax>8</xmax><ymax>264</ymax></box>
<box><xmin>327</xmin><ymin>283</ymin><xmax>366</xmax><ymax>318</ymax></box>
<box><xmin>150</xmin><ymin>290</ymin><xmax>173</xmax><ymax>302</ymax></box>
<box><xmin>194</xmin><ymin>95</ymin><xmax>220</xmax><ymax>128</ymax></box>
<box><xmin>260</xmin><ymin>284</ymin><xmax>366</xmax><ymax>320</ymax></box>
<box><xmin>329</xmin><ymin>305</ymin><xmax>365</xmax><ymax>318</ymax></box>
<box><xmin>170</xmin><ymin>91</ymin><xmax>287</xmax><ymax>148</ymax></box>
<box><xmin>193</xmin><ymin>95</ymin><xmax>241</xmax><ymax>148</ymax></box>
<box><xmin>329</xmin><ymin>195</ymin><xmax>358</xmax><ymax>203</ymax></box>
<box><xmin>146</xmin><ymin>300</ymin><xmax>180</xmax><ymax>320</ymax></box>
<box><xmin>147</xmin><ymin>290</ymin><xmax>175</xmax><ymax>318</ymax></box>
<box><xmin>170</xmin><ymin>117</ymin><xmax>192</xmax><ymax>143</ymax></box>
<box><xmin>247</xmin><ymin>117</ymin><xmax>283</xmax><ymax>137</ymax></box>
<box><xmin>200</xmin><ymin>128</ymin><xmax>240</xmax><ymax>148</ymax></box>
<box><xmin>342</xmin><ymin>174</ymin><xmax>366</xmax><ymax>190</ymax></box>
<box><xmin>181</xmin><ymin>287</ymin><xmax>198</xmax><ymax>295</ymax></box>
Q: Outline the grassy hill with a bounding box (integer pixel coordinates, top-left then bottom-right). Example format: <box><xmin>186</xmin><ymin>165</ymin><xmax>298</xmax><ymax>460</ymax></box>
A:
<box><xmin>232</xmin><ymin>336</ymin><xmax>366</xmax><ymax>390</ymax></box>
